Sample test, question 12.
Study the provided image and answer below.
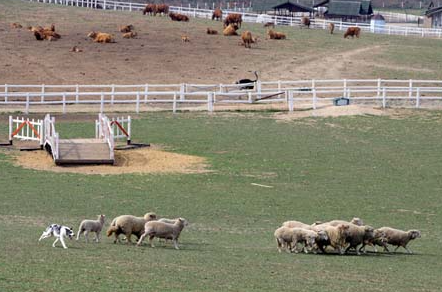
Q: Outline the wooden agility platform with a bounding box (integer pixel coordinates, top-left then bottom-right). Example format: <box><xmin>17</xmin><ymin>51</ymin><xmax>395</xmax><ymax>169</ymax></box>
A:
<box><xmin>56</xmin><ymin>139</ymin><xmax>113</xmax><ymax>165</ymax></box>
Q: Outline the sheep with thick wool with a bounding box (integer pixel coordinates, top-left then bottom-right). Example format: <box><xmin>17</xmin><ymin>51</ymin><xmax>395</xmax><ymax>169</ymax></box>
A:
<box><xmin>76</xmin><ymin>214</ymin><xmax>106</xmax><ymax>243</ymax></box>
<box><xmin>313</xmin><ymin>224</ymin><xmax>350</xmax><ymax>254</ymax></box>
<box><xmin>137</xmin><ymin>218</ymin><xmax>188</xmax><ymax>249</ymax></box>
<box><xmin>376</xmin><ymin>227</ymin><xmax>421</xmax><ymax>254</ymax></box>
<box><xmin>107</xmin><ymin>212</ymin><xmax>157</xmax><ymax>244</ymax></box>
<box><xmin>343</xmin><ymin>224</ymin><xmax>375</xmax><ymax>255</ymax></box>
<box><xmin>362</xmin><ymin>228</ymin><xmax>387</xmax><ymax>252</ymax></box>
<box><xmin>274</xmin><ymin>227</ymin><xmax>326</xmax><ymax>253</ymax></box>
<box><xmin>282</xmin><ymin>220</ymin><xmax>314</xmax><ymax>230</ymax></box>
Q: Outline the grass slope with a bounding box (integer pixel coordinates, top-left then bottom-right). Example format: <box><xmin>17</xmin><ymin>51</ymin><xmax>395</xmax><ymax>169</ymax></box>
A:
<box><xmin>0</xmin><ymin>112</ymin><xmax>442</xmax><ymax>291</ymax></box>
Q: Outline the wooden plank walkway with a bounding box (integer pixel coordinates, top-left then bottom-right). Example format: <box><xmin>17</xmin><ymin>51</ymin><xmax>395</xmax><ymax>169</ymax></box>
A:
<box><xmin>55</xmin><ymin>139</ymin><xmax>114</xmax><ymax>165</ymax></box>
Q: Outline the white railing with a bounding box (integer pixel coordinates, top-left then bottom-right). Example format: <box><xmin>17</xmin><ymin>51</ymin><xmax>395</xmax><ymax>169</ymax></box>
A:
<box><xmin>96</xmin><ymin>113</ymin><xmax>115</xmax><ymax>160</ymax></box>
<box><xmin>8</xmin><ymin>116</ymin><xmax>44</xmax><ymax>146</ymax></box>
<box><xmin>43</xmin><ymin>114</ymin><xmax>59</xmax><ymax>160</ymax></box>
<box><xmin>95</xmin><ymin>115</ymin><xmax>131</xmax><ymax>144</ymax></box>
<box><xmin>2</xmin><ymin>79</ymin><xmax>442</xmax><ymax>113</ymax></box>
<box><xmin>374</xmin><ymin>10</ymin><xmax>423</xmax><ymax>23</ymax></box>
<box><xmin>24</xmin><ymin>0</ymin><xmax>442</xmax><ymax>38</ymax></box>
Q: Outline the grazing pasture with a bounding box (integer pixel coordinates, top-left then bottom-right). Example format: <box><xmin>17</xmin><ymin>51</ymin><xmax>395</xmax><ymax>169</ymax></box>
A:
<box><xmin>1</xmin><ymin>0</ymin><xmax>442</xmax><ymax>85</ymax></box>
<box><xmin>1</xmin><ymin>111</ymin><xmax>442</xmax><ymax>291</ymax></box>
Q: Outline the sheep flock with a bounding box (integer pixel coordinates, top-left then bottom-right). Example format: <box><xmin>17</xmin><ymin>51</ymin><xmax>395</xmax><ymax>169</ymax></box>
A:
<box><xmin>275</xmin><ymin>217</ymin><xmax>421</xmax><ymax>255</ymax></box>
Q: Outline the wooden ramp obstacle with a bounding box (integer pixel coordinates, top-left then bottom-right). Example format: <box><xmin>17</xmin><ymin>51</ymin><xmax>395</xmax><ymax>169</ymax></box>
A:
<box><xmin>9</xmin><ymin>114</ymin><xmax>131</xmax><ymax>165</ymax></box>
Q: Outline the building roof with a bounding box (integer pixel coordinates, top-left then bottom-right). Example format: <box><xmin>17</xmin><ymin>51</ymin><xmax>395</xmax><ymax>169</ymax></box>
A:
<box><xmin>426</xmin><ymin>1</ymin><xmax>442</xmax><ymax>17</ymax></box>
<box><xmin>324</xmin><ymin>0</ymin><xmax>373</xmax><ymax>17</ymax></box>
<box><xmin>252</xmin><ymin>0</ymin><xmax>314</xmax><ymax>12</ymax></box>
<box><xmin>372</xmin><ymin>13</ymin><xmax>385</xmax><ymax>20</ymax></box>
<box><xmin>273</xmin><ymin>1</ymin><xmax>314</xmax><ymax>12</ymax></box>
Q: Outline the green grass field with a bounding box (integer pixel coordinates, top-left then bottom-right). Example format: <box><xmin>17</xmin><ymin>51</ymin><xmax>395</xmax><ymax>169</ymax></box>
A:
<box><xmin>1</xmin><ymin>111</ymin><xmax>442</xmax><ymax>291</ymax></box>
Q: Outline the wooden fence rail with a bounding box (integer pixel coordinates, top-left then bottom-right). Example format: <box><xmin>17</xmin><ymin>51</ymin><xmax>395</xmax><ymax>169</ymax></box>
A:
<box><xmin>2</xmin><ymin>79</ymin><xmax>442</xmax><ymax>113</ymax></box>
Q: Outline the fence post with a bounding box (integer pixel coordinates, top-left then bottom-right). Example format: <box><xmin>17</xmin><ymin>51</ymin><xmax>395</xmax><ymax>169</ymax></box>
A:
<box><xmin>339</xmin><ymin>20</ymin><xmax>342</xmax><ymax>30</ymax></box>
<box><xmin>377</xmin><ymin>78</ymin><xmax>381</xmax><ymax>98</ymax></box>
<box><xmin>62</xmin><ymin>93</ymin><xmax>66</xmax><ymax>114</ymax></box>
<box><xmin>136</xmin><ymin>92</ymin><xmax>140</xmax><ymax>113</ymax></box>
<box><xmin>180</xmin><ymin>83</ymin><xmax>185</xmax><ymax>101</ymax></box>
<box><xmin>26</xmin><ymin>93</ymin><xmax>30</xmax><ymax>114</ymax></box>
<box><xmin>207</xmin><ymin>92</ymin><xmax>214</xmax><ymax>112</ymax></box>
<box><xmin>4</xmin><ymin>84</ymin><xmax>8</xmax><ymax>103</ymax></box>
<box><xmin>347</xmin><ymin>88</ymin><xmax>351</xmax><ymax>102</ymax></box>
<box><xmin>343</xmin><ymin>79</ymin><xmax>347</xmax><ymax>98</ymax></box>
<box><xmin>415</xmin><ymin>87</ymin><xmax>420</xmax><ymax>108</ymax></box>
<box><xmin>103</xmin><ymin>0</ymin><xmax>106</xmax><ymax>9</ymax></box>
<box><xmin>382</xmin><ymin>88</ymin><xmax>386</xmax><ymax>108</ymax></box>
<box><xmin>288</xmin><ymin>90</ymin><xmax>294</xmax><ymax>112</ymax></box>
<box><xmin>100</xmin><ymin>92</ymin><xmax>104</xmax><ymax>113</ymax></box>
<box><xmin>8</xmin><ymin>116</ymin><xmax>13</xmax><ymax>145</ymax></box>
<box><xmin>41</xmin><ymin>84</ymin><xmax>45</xmax><ymax>103</ymax></box>
<box><xmin>173</xmin><ymin>93</ymin><xmax>177</xmax><ymax>113</ymax></box>
<box><xmin>408</xmin><ymin>79</ymin><xmax>413</xmax><ymax>100</ymax></box>
<box><xmin>129</xmin><ymin>2</ymin><xmax>132</xmax><ymax>11</ymax></box>
<box><xmin>111</xmin><ymin>84</ymin><xmax>115</xmax><ymax>105</ymax></box>
<box><xmin>312</xmin><ymin>89</ymin><xmax>317</xmax><ymax>110</ymax></box>
<box><xmin>127</xmin><ymin>116</ymin><xmax>131</xmax><ymax>145</ymax></box>
<box><xmin>144</xmin><ymin>84</ymin><xmax>149</xmax><ymax>103</ymax></box>
<box><xmin>248</xmin><ymin>92</ymin><xmax>252</xmax><ymax>103</ymax></box>
<box><xmin>76</xmin><ymin>84</ymin><xmax>79</xmax><ymax>103</ymax></box>
<box><xmin>256</xmin><ymin>80</ymin><xmax>262</xmax><ymax>99</ymax></box>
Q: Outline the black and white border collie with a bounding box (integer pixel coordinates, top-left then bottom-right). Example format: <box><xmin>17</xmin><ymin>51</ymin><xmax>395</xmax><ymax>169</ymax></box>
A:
<box><xmin>39</xmin><ymin>224</ymin><xmax>75</xmax><ymax>249</ymax></box>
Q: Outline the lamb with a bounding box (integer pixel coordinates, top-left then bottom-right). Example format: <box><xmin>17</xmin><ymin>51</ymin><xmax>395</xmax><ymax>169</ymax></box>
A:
<box><xmin>76</xmin><ymin>214</ymin><xmax>106</xmax><ymax>243</ymax></box>
<box><xmin>313</xmin><ymin>224</ymin><xmax>350</xmax><ymax>254</ymax></box>
<box><xmin>122</xmin><ymin>31</ymin><xmax>137</xmax><ymax>38</ymax></box>
<box><xmin>137</xmin><ymin>217</ymin><xmax>188</xmax><ymax>249</ymax></box>
<box><xmin>106</xmin><ymin>212</ymin><xmax>157</xmax><ymax>244</ymax></box>
<box><xmin>274</xmin><ymin>227</ymin><xmax>326</xmax><ymax>253</ymax></box>
<box><xmin>223</xmin><ymin>24</ymin><xmax>239</xmax><ymax>36</ymax></box>
<box><xmin>267</xmin><ymin>29</ymin><xmax>286</xmax><ymax>40</ymax></box>
<box><xmin>87</xmin><ymin>31</ymin><xmax>114</xmax><ymax>43</ymax></box>
<box><xmin>376</xmin><ymin>227</ymin><xmax>421</xmax><ymax>254</ymax></box>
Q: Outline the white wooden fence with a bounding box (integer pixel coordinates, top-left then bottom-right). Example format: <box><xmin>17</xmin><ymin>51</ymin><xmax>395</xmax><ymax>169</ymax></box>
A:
<box><xmin>43</xmin><ymin>114</ymin><xmax>59</xmax><ymax>159</ymax></box>
<box><xmin>96</xmin><ymin>115</ymin><xmax>131</xmax><ymax>144</ymax></box>
<box><xmin>96</xmin><ymin>113</ymin><xmax>115</xmax><ymax>160</ymax></box>
<box><xmin>2</xmin><ymin>79</ymin><xmax>442</xmax><ymax>113</ymax></box>
<box><xmin>374</xmin><ymin>10</ymin><xmax>423</xmax><ymax>23</ymax></box>
<box><xmin>24</xmin><ymin>0</ymin><xmax>442</xmax><ymax>38</ymax></box>
<box><xmin>9</xmin><ymin>116</ymin><xmax>44</xmax><ymax>146</ymax></box>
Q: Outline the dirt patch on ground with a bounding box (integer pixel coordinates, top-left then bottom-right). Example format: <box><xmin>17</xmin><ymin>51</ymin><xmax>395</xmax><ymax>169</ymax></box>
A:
<box><xmin>274</xmin><ymin>104</ymin><xmax>387</xmax><ymax>120</ymax></box>
<box><xmin>12</xmin><ymin>145</ymin><xmax>209</xmax><ymax>175</ymax></box>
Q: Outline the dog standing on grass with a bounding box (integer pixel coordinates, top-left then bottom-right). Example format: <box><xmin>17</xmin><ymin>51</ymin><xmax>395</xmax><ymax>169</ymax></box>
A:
<box><xmin>39</xmin><ymin>224</ymin><xmax>75</xmax><ymax>249</ymax></box>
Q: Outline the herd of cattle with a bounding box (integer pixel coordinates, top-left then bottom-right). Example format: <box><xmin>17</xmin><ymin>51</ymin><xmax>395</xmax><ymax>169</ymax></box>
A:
<box><xmin>9</xmin><ymin>5</ymin><xmax>362</xmax><ymax>48</ymax></box>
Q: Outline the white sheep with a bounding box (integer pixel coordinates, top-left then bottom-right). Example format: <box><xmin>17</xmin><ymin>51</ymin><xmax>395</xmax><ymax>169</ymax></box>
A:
<box><xmin>316</xmin><ymin>217</ymin><xmax>364</xmax><ymax>227</ymax></box>
<box><xmin>76</xmin><ymin>214</ymin><xmax>106</xmax><ymax>243</ymax></box>
<box><xmin>274</xmin><ymin>227</ymin><xmax>322</xmax><ymax>253</ymax></box>
<box><xmin>281</xmin><ymin>220</ymin><xmax>314</xmax><ymax>230</ymax></box>
<box><xmin>137</xmin><ymin>218</ymin><xmax>188</xmax><ymax>249</ymax></box>
<box><xmin>377</xmin><ymin>227</ymin><xmax>421</xmax><ymax>254</ymax></box>
<box><xmin>107</xmin><ymin>212</ymin><xmax>157</xmax><ymax>244</ymax></box>
<box><xmin>362</xmin><ymin>228</ymin><xmax>387</xmax><ymax>253</ymax></box>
